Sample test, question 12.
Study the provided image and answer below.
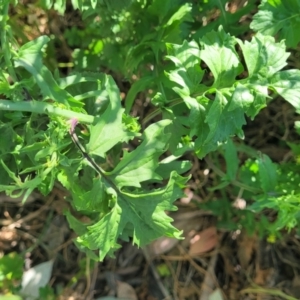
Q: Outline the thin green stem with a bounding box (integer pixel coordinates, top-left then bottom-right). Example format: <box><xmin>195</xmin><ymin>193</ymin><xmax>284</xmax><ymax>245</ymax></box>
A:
<box><xmin>0</xmin><ymin>100</ymin><xmax>94</xmax><ymax>123</ymax></box>
<box><xmin>142</xmin><ymin>86</ymin><xmax>211</xmax><ymax>125</ymax></box>
<box><xmin>142</xmin><ymin>98</ymin><xmax>182</xmax><ymax>125</ymax></box>
<box><xmin>1</xmin><ymin>2</ymin><xmax>18</xmax><ymax>82</ymax></box>
<box><xmin>205</xmin><ymin>156</ymin><xmax>261</xmax><ymax>194</ymax></box>
<box><xmin>217</xmin><ymin>0</ymin><xmax>227</xmax><ymax>26</ymax></box>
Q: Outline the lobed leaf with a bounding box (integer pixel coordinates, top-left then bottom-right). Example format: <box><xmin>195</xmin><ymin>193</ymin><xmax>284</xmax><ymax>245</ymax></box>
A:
<box><xmin>196</xmin><ymin>91</ymin><xmax>246</xmax><ymax>157</ymax></box>
<box><xmin>87</xmin><ymin>75</ymin><xmax>137</xmax><ymax>158</ymax></box>
<box><xmin>200</xmin><ymin>26</ymin><xmax>243</xmax><ymax>88</ymax></box>
<box><xmin>166</xmin><ymin>40</ymin><xmax>204</xmax><ymax>93</ymax></box>
<box><xmin>163</xmin><ymin>27</ymin><xmax>297</xmax><ymax>157</ymax></box>
<box><xmin>237</xmin><ymin>33</ymin><xmax>289</xmax><ymax>79</ymax></box>
<box><xmin>268</xmin><ymin>69</ymin><xmax>300</xmax><ymax>112</ymax></box>
<box><xmin>14</xmin><ymin>36</ymin><xmax>81</xmax><ymax>107</ymax></box>
<box><xmin>108</xmin><ymin>120</ymin><xmax>172</xmax><ymax>188</ymax></box>
<box><xmin>79</xmin><ymin>171</ymin><xmax>188</xmax><ymax>261</ymax></box>
<box><xmin>251</xmin><ymin>0</ymin><xmax>300</xmax><ymax>48</ymax></box>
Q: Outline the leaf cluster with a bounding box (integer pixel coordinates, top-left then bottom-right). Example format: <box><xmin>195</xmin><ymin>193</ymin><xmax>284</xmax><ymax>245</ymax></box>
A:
<box><xmin>251</xmin><ymin>0</ymin><xmax>300</xmax><ymax>48</ymax></box>
<box><xmin>1</xmin><ymin>0</ymin><xmax>300</xmax><ymax>261</ymax></box>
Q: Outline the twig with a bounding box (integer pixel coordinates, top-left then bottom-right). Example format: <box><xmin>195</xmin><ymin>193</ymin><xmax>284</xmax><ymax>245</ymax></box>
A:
<box><xmin>143</xmin><ymin>247</ymin><xmax>172</xmax><ymax>299</ymax></box>
<box><xmin>5</xmin><ymin>195</ymin><xmax>52</xmax><ymax>229</ymax></box>
<box><xmin>199</xmin><ymin>251</ymin><xmax>218</xmax><ymax>300</ymax></box>
<box><xmin>240</xmin><ymin>286</ymin><xmax>298</xmax><ymax>300</ymax></box>
<box><xmin>87</xmin><ymin>262</ymin><xmax>99</xmax><ymax>300</ymax></box>
<box><xmin>83</xmin><ymin>257</ymin><xmax>91</xmax><ymax>299</ymax></box>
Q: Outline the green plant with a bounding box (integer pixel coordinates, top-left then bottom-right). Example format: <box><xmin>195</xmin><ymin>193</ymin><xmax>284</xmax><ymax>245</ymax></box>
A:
<box><xmin>0</xmin><ymin>253</ymin><xmax>23</xmax><ymax>295</ymax></box>
<box><xmin>1</xmin><ymin>0</ymin><xmax>300</xmax><ymax>262</ymax></box>
<box><xmin>0</xmin><ymin>252</ymin><xmax>58</xmax><ymax>299</ymax></box>
<box><xmin>251</xmin><ymin>0</ymin><xmax>300</xmax><ymax>48</ymax></box>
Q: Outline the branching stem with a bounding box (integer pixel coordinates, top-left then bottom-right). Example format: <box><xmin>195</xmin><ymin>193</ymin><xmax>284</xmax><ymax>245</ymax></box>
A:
<box><xmin>68</xmin><ymin>118</ymin><xmax>118</xmax><ymax>194</ymax></box>
<box><xmin>69</xmin><ymin>118</ymin><xmax>103</xmax><ymax>175</ymax></box>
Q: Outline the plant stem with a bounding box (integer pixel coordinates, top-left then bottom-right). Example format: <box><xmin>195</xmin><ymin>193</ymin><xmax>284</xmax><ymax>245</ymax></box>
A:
<box><xmin>142</xmin><ymin>98</ymin><xmax>182</xmax><ymax>125</ymax></box>
<box><xmin>205</xmin><ymin>156</ymin><xmax>261</xmax><ymax>194</ymax></box>
<box><xmin>1</xmin><ymin>2</ymin><xmax>18</xmax><ymax>82</ymax></box>
<box><xmin>69</xmin><ymin>118</ymin><xmax>104</xmax><ymax>174</ymax></box>
<box><xmin>142</xmin><ymin>86</ymin><xmax>211</xmax><ymax>125</ymax></box>
<box><xmin>0</xmin><ymin>100</ymin><xmax>94</xmax><ymax>123</ymax></box>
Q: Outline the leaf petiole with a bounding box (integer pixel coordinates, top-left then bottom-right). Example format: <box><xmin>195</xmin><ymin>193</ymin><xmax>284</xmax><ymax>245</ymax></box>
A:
<box><xmin>0</xmin><ymin>100</ymin><xmax>94</xmax><ymax>124</ymax></box>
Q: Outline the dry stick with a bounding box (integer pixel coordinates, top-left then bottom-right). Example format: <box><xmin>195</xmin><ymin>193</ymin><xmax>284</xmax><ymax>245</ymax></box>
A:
<box><xmin>174</xmin><ymin>260</ymin><xmax>182</xmax><ymax>299</ymax></box>
<box><xmin>160</xmin><ymin>250</ymin><xmax>219</xmax><ymax>261</ymax></box>
<box><xmin>240</xmin><ymin>287</ymin><xmax>298</xmax><ymax>300</ymax></box>
<box><xmin>184</xmin><ymin>265</ymin><xmax>195</xmax><ymax>288</ymax></box>
<box><xmin>5</xmin><ymin>195</ymin><xmax>52</xmax><ymax>229</ymax></box>
<box><xmin>53</xmin><ymin>236</ymin><xmax>75</xmax><ymax>253</ymax></box>
<box><xmin>6</xmin><ymin>205</ymin><xmax>48</xmax><ymax>228</ymax></box>
<box><xmin>143</xmin><ymin>247</ymin><xmax>172</xmax><ymax>300</ymax></box>
<box><xmin>83</xmin><ymin>257</ymin><xmax>91</xmax><ymax>299</ymax></box>
<box><xmin>176</xmin><ymin>244</ymin><xmax>207</xmax><ymax>275</ymax></box>
<box><xmin>164</xmin><ymin>259</ymin><xmax>179</xmax><ymax>300</ymax></box>
<box><xmin>88</xmin><ymin>263</ymin><xmax>99</xmax><ymax>300</ymax></box>
<box><xmin>199</xmin><ymin>251</ymin><xmax>218</xmax><ymax>300</ymax></box>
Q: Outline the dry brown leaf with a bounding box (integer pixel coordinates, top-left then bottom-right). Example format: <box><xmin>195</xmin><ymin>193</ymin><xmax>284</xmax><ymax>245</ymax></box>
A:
<box><xmin>179</xmin><ymin>285</ymin><xmax>199</xmax><ymax>299</ymax></box>
<box><xmin>237</xmin><ymin>232</ymin><xmax>257</xmax><ymax>269</ymax></box>
<box><xmin>254</xmin><ymin>268</ymin><xmax>276</xmax><ymax>287</ymax></box>
<box><xmin>116</xmin><ymin>280</ymin><xmax>138</xmax><ymax>300</ymax></box>
<box><xmin>189</xmin><ymin>226</ymin><xmax>218</xmax><ymax>255</ymax></box>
